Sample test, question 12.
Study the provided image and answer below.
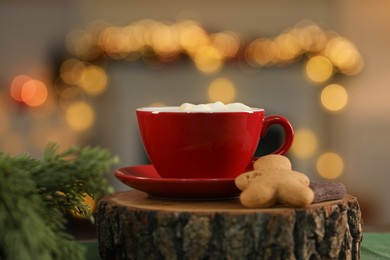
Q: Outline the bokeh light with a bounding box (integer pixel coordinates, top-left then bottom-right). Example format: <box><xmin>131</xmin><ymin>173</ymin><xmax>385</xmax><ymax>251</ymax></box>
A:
<box><xmin>98</xmin><ymin>26</ymin><xmax>129</xmax><ymax>59</ymax></box>
<box><xmin>20</xmin><ymin>79</ymin><xmax>48</xmax><ymax>107</ymax></box>
<box><xmin>78</xmin><ymin>65</ymin><xmax>108</xmax><ymax>96</ymax></box>
<box><xmin>194</xmin><ymin>45</ymin><xmax>223</xmax><ymax>73</ymax></box>
<box><xmin>325</xmin><ymin>37</ymin><xmax>364</xmax><ymax>75</ymax></box>
<box><xmin>293</xmin><ymin>21</ymin><xmax>328</xmax><ymax>52</ymax></box>
<box><xmin>320</xmin><ymin>84</ymin><xmax>348</xmax><ymax>112</ymax></box>
<box><xmin>208</xmin><ymin>78</ymin><xmax>236</xmax><ymax>103</ymax></box>
<box><xmin>122</xmin><ymin>24</ymin><xmax>144</xmax><ymax>54</ymax></box>
<box><xmin>10</xmin><ymin>75</ymin><xmax>48</xmax><ymax>107</ymax></box>
<box><xmin>134</xmin><ymin>19</ymin><xmax>156</xmax><ymax>47</ymax></box>
<box><xmin>151</xmin><ymin>23</ymin><xmax>180</xmax><ymax>60</ymax></box>
<box><xmin>291</xmin><ymin>128</ymin><xmax>318</xmax><ymax>158</ymax></box>
<box><xmin>177</xmin><ymin>20</ymin><xmax>209</xmax><ymax>55</ymax></box>
<box><xmin>59</xmin><ymin>19</ymin><xmax>363</xmax><ymax>88</ymax></box>
<box><xmin>10</xmin><ymin>75</ymin><xmax>31</xmax><ymax>102</ymax></box>
<box><xmin>65</xmin><ymin>101</ymin><xmax>95</xmax><ymax>132</ymax></box>
<box><xmin>305</xmin><ymin>55</ymin><xmax>334</xmax><ymax>83</ymax></box>
<box><xmin>245</xmin><ymin>39</ymin><xmax>276</xmax><ymax>67</ymax></box>
<box><xmin>211</xmin><ymin>31</ymin><xmax>240</xmax><ymax>59</ymax></box>
<box><xmin>273</xmin><ymin>32</ymin><xmax>301</xmax><ymax>63</ymax></box>
<box><xmin>65</xmin><ymin>29</ymin><xmax>96</xmax><ymax>59</ymax></box>
<box><xmin>60</xmin><ymin>59</ymin><xmax>86</xmax><ymax>85</ymax></box>
<box><xmin>316</xmin><ymin>152</ymin><xmax>344</xmax><ymax>179</ymax></box>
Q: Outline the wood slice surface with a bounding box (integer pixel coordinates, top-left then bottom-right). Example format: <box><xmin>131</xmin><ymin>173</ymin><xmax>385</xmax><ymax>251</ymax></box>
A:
<box><xmin>96</xmin><ymin>190</ymin><xmax>362</xmax><ymax>260</ymax></box>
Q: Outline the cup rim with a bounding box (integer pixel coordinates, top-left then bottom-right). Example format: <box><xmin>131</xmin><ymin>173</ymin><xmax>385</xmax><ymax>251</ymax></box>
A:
<box><xmin>136</xmin><ymin>106</ymin><xmax>264</xmax><ymax>113</ymax></box>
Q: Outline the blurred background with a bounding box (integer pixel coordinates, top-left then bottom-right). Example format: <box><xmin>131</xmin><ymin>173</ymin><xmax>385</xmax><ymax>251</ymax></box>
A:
<box><xmin>1</xmin><ymin>0</ymin><xmax>389</xmax><ymax>230</ymax></box>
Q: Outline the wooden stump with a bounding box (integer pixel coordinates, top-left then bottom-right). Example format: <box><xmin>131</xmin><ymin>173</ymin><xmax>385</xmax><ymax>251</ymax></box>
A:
<box><xmin>96</xmin><ymin>190</ymin><xmax>362</xmax><ymax>260</ymax></box>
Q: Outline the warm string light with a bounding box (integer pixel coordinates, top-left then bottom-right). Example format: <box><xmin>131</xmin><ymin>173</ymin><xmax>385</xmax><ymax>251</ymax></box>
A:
<box><xmin>63</xmin><ymin>19</ymin><xmax>363</xmax><ymax>76</ymax></box>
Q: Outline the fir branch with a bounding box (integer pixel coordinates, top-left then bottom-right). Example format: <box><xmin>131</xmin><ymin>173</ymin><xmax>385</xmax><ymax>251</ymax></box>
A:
<box><xmin>0</xmin><ymin>143</ymin><xmax>118</xmax><ymax>260</ymax></box>
<box><xmin>33</xmin><ymin>143</ymin><xmax>118</xmax><ymax>218</ymax></box>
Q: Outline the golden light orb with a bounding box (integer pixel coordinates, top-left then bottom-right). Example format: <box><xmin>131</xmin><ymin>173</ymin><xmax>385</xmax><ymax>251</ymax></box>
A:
<box><xmin>65</xmin><ymin>101</ymin><xmax>95</xmax><ymax>132</ymax></box>
<box><xmin>305</xmin><ymin>55</ymin><xmax>334</xmax><ymax>83</ymax></box>
<box><xmin>208</xmin><ymin>78</ymin><xmax>236</xmax><ymax>103</ymax></box>
<box><xmin>151</xmin><ymin>24</ymin><xmax>180</xmax><ymax>59</ymax></box>
<box><xmin>194</xmin><ymin>45</ymin><xmax>223</xmax><ymax>73</ymax></box>
<box><xmin>316</xmin><ymin>152</ymin><xmax>344</xmax><ymax>179</ymax></box>
<box><xmin>291</xmin><ymin>128</ymin><xmax>319</xmax><ymax>159</ymax></box>
<box><xmin>176</xmin><ymin>20</ymin><xmax>209</xmax><ymax>54</ymax></box>
<box><xmin>320</xmin><ymin>84</ymin><xmax>348</xmax><ymax>112</ymax></box>
<box><xmin>60</xmin><ymin>59</ymin><xmax>86</xmax><ymax>85</ymax></box>
<box><xmin>78</xmin><ymin>65</ymin><xmax>108</xmax><ymax>96</ymax></box>
<box><xmin>244</xmin><ymin>39</ymin><xmax>276</xmax><ymax>67</ymax></box>
<box><xmin>98</xmin><ymin>26</ymin><xmax>128</xmax><ymax>59</ymax></box>
<box><xmin>273</xmin><ymin>32</ymin><xmax>301</xmax><ymax>62</ymax></box>
<box><xmin>325</xmin><ymin>37</ymin><xmax>364</xmax><ymax>75</ymax></box>
<box><xmin>211</xmin><ymin>31</ymin><xmax>240</xmax><ymax>59</ymax></box>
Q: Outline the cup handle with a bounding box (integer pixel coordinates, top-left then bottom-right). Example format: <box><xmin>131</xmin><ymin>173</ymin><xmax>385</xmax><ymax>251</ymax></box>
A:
<box><xmin>246</xmin><ymin>115</ymin><xmax>294</xmax><ymax>171</ymax></box>
<box><xmin>261</xmin><ymin>115</ymin><xmax>294</xmax><ymax>155</ymax></box>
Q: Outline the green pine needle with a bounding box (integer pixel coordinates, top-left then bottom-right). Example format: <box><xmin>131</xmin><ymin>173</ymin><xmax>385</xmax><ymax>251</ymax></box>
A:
<box><xmin>0</xmin><ymin>143</ymin><xmax>119</xmax><ymax>260</ymax></box>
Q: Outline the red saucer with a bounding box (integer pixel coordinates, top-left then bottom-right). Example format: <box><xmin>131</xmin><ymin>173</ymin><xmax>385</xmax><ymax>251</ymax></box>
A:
<box><xmin>114</xmin><ymin>165</ymin><xmax>241</xmax><ymax>199</ymax></box>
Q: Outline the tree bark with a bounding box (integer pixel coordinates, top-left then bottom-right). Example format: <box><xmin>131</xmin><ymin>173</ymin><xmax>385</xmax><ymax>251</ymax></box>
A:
<box><xmin>96</xmin><ymin>190</ymin><xmax>362</xmax><ymax>260</ymax></box>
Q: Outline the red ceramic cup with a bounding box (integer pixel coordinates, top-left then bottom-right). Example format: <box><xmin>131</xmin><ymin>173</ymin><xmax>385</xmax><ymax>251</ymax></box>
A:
<box><xmin>136</xmin><ymin>107</ymin><xmax>294</xmax><ymax>179</ymax></box>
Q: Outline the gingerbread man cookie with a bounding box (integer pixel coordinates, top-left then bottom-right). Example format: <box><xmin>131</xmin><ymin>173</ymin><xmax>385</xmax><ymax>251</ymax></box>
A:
<box><xmin>235</xmin><ymin>155</ymin><xmax>314</xmax><ymax>208</ymax></box>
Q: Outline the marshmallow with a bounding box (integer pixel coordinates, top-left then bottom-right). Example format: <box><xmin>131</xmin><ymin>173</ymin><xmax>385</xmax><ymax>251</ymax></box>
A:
<box><xmin>179</xmin><ymin>101</ymin><xmax>252</xmax><ymax>112</ymax></box>
<box><xmin>226</xmin><ymin>103</ymin><xmax>252</xmax><ymax>111</ymax></box>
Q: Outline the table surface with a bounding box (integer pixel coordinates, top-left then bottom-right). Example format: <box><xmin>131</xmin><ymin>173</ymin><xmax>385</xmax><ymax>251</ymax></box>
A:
<box><xmin>361</xmin><ymin>233</ymin><xmax>390</xmax><ymax>259</ymax></box>
<box><xmin>81</xmin><ymin>232</ymin><xmax>390</xmax><ymax>259</ymax></box>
